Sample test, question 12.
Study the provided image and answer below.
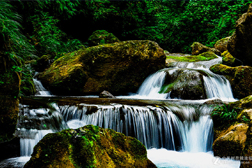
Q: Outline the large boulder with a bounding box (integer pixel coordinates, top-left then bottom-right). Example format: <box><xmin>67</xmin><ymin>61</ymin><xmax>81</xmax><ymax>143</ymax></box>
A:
<box><xmin>227</xmin><ymin>3</ymin><xmax>252</xmax><ymax>66</ymax></box>
<box><xmin>24</xmin><ymin>125</ymin><xmax>156</xmax><ymax>168</ymax></box>
<box><xmin>32</xmin><ymin>54</ymin><xmax>54</xmax><ymax>72</ymax></box>
<box><xmin>212</xmin><ymin>123</ymin><xmax>249</xmax><ymax>157</ymax></box>
<box><xmin>88</xmin><ymin>30</ymin><xmax>120</xmax><ymax>46</ymax></box>
<box><xmin>38</xmin><ymin>40</ymin><xmax>166</xmax><ymax>95</ymax></box>
<box><xmin>214</xmin><ymin>36</ymin><xmax>230</xmax><ymax>53</ymax></box>
<box><xmin>191</xmin><ymin>42</ymin><xmax>221</xmax><ymax>56</ymax></box>
<box><xmin>159</xmin><ymin>69</ymin><xmax>206</xmax><ymax>99</ymax></box>
<box><xmin>210</xmin><ymin>64</ymin><xmax>252</xmax><ymax>99</ymax></box>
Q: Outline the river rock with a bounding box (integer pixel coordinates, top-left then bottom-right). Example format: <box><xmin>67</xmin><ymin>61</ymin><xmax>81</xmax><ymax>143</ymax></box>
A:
<box><xmin>227</xmin><ymin>3</ymin><xmax>252</xmax><ymax>66</ymax></box>
<box><xmin>88</xmin><ymin>30</ymin><xmax>120</xmax><ymax>46</ymax></box>
<box><xmin>214</xmin><ymin>36</ymin><xmax>230</xmax><ymax>53</ymax></box>
<box><xmin>212</xmin><ymin>123</ymin><xmax>249</xmax><ymax>157</ymax></box>
<box><xmin>160</xmin><ymin>69</ymin><xmax>206</xmax><ymax>99</ymax></box>
<box><xmin>24</xmin><ymin>125</ymin><xmax>157</xmax><ymax>168</ymax></box>
<box><xmin>191</xmin><ymin>42</ymin><xmax>221</xmax><ymax>56</ymax></box>
<box><xmin>38</xmin><ymin>40</ymin><xmax>166</xmax><ymax>95</ymax></box>
<box><xmin>99</xmin><ymin>90</ymin><xmax>116</xmax><ymax>98</ymax></box>
<box><xmin>210</xmin><ymin>64</ymin><xmax>252</xmax><ymax>99</ymax></box>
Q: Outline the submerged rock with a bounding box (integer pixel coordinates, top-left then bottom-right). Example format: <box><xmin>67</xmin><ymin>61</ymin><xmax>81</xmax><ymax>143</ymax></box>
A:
<box><xmin>214</xmin><ymin>36</ymin><xmax>230</xmax><ymax>53</ymax></box>
<box><xmin>39</xmin><ymin>40</ymin><xmax>166</xmax><ymax>95</ymax></box>
<box><xmin>210</xmin><ymin>64</ymin><xmax>252</xmax><ymax>99</ymax></box>
<box><xmin>88</xmin><ymin>30</ymin><xmax>120</xmax><ymax>46</ymax></box>
<box><xmin>99</xmin><ymin>90</ymin><xmax>116</xmax><ymax>98</ymax></box>
<box><xmin>24</xmin><ymin>125</ymin><xmax>156</xmax><ymax>168</ymax></box>
<box><xmin>191</xmin><ymin>42</ymin><xmax>221</xmax><ymax>56</ymax></box>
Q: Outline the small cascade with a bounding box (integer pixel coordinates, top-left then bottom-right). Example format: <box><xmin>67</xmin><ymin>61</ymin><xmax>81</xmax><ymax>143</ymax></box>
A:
<box><xmin>132</xmin><ymin>57</ymin><xmax>235</xmax><ymax>100</ymax></box>
<box><xmin>59</xmin><ymin>103</ymin><xmax>213</xmax><ymax>151</ymax></box>
<box><xmin>33</xmin><ymin>78</ymin><xmax>51</xmax><ymax>96</ymax></box>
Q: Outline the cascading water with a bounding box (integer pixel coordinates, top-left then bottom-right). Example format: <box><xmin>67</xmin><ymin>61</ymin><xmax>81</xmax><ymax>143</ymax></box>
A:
<box><xmin>130</xmin><ymin>57</ymin><xmax>235</xmax><ymax>101</ymax></box>
<box><xmin>0</xmin><ymin>57</ymin><xmax>241</xmax><ymax>168</ymax></box>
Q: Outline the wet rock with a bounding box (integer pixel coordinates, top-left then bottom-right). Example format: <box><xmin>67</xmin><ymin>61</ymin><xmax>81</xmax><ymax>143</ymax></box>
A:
<box><xmin>210</xmin><ymin>64</ymin><xmax>252</xmax><ymax>99</ymax></box>
<box><xmin>203</xmin><ymin>99</ymin><xmax>223</xmax><ymax>105</ymax></box>
<box><xmin>39</xmin><ymin>40</ymin><xmax>166</xmax><ymax>95</ymax></box>
<box><xmin>88</xmin><ymin>30</ymin><xmax>120</xmax><ymax>46</ymax></box>
<box><xmin>212</xmin><ymin>123</ymin><xmax>249</xmax><ymax>157</ymax></box>
<box><xmin>191</xmin><ymin>42</ymin><xmax>221</xmax><ymax>56</ymax></box>
<box><xmin>0</xmin><ymin>137</ymin><xmax>20</xmax><ymax>162</ymax></box>
<box><xmin>214</xmin><ymin>36</ymin><xmax>230</xmax><ymax>53</ymax></box>
<box><xmin>24</xmin><ymin>125</ymin><xmax>157</xmax><ymax>168</ymax></box>
<box><xmin>99</xmin><ymin>90</ymin><xmax>116</xmax><ymax>98</ymax></box>
<box><xmin>227</xmin><ymin>3</ymin><xmax>252</xmax><ymax>66</ymax></box>
<box><xmin>160</xmin><ymin>69</ymin><xmax>206</xmax><ymax>99</ymax></box>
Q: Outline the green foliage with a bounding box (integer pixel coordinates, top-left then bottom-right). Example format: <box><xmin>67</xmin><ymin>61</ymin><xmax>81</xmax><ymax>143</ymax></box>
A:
<box><xmin>211</xmin><ymin>104</ymin><xmax>237</xmax><ymax>126</ymax></box>
<box><xmin>0</xmin><ymin>1</ymin><xmax>35</xmax><ymax>62</ymax></box>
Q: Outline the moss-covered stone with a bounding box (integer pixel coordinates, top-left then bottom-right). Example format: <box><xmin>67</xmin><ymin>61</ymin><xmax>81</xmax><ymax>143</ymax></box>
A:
<box><xmin>160</xmin><ymin>69</ymin><xmax>206</xmax><ymax>99</ymax></box>
<box><xmin>214</xmin><ymin>36</ymin><xmax>230</xmax><ymax>53</ymax></box>
<box><xmin>210</xmin><ymin>64</ymin><xmax>252</xmax><ymax>99</ymax></box>
<box><xmin>166</xmin><ymin>51</ymin><xmax>217</xmax><ymax>63</ymax></box>
<box><xmin>24</xmin><ymin>125</ymin><xmax>157</xmax><ymax>168</ymax></box>
<box><xmin>39</xmin><ymin>40</ymin><xmax>166</xmax><ymax>95</ymax></box>
<box><xmin>191</xmin><ymin>42</ymin><xmax>221</xmax><ymax>55</ymax></box>
<box><xmin>88</xmin><ymin>30</ymin><xmax>120</xmax><ymax>46</ymax></box>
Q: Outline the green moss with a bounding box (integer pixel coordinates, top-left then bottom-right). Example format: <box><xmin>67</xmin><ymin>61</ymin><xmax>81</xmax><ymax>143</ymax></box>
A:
<box><xmin>166</xmin><ymin>51</ymin><xmax>217</xmax><ymax>62</ymax></box>
<box><xmin>159</xmin><ymin>83</ymin><xmax>174</xmax><ymax>93</ymax></box>
<box><xmin>222</xmin><ymin>51</ymin><xmax>235</xmax><ymax>66</ymax></box>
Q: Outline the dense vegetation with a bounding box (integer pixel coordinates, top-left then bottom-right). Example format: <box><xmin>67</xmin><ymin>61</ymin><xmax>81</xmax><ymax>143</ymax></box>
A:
<box><xmin>0</xmin><ymin>0</ymin><xmax>251</xmax><ymax>95</ymax></box>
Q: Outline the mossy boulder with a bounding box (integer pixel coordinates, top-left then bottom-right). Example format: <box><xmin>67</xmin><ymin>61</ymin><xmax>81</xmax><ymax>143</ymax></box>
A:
<box><xmin>191</xmin><ymin>42</ymin><xmax>221</xmax><ymax>56</ymax></box>
<box><xmin>24</xmin><ymin>125</ymin><xmax>156</xmax><ymax>168</ymax></box>
<box><xmin>88</xmin><ymin>30</ymin><xmax>120</xmax><ymax>46</ymax></box>
<box><xmin>210</xmin><ymin>64</ymin><xmax>252</xmax><ymax>99</ymax></box>
<box><xmin>39</xmin><ymin>40</ymin><xmax>166</xmax><ymax>95</ymax></box>
<box><xmin>212</xmin><ymin>123</ymin><xmax>249</xmax><ymax>157</ymax></box>
<box><xmin>214</xmin><ymin>36</ymin><xmax>230</xmax><ymax>53</ymax></box>
<box><xmin>221</xmin><ymin>50</ymin><xmax>236</xmax><ymax>66</ymax></box>
<box><xmin>160</xmin><ymin>69</ymin><xmax>206</xmax><ymax>99</ymax></box>
<box><xmin>166</xmin><ymin>51</ymin><xmax>217</xmax><ymax>64</ymax></box>
<box><xmin>227</xmin><ymin>3</ymin><xmax>252</xmax><ymax>66</ymax></box>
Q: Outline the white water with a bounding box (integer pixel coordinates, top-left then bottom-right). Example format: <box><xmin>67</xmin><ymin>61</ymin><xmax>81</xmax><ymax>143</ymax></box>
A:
<box><xmin>129</xmin><ymin>57</ymin><xmax>236</xmax><ymax>101</ymax></box>
<box><xmin>33</xmin><ymin>78</ymin><xmax>51</xmax><ymax>96</ymax></box>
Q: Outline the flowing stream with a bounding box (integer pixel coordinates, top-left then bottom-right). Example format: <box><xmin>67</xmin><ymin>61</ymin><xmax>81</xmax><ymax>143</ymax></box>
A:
<box><xmin>0</xmin><ymin>57</ymin><xmax>241</xmax><ymax>168</ymax></box>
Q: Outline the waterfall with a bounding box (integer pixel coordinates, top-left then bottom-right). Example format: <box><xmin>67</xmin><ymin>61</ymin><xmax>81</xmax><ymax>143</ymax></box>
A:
<box><xmin>33</xmin><ymin>78</ymin><xmax>51</xmax><ymax>96</ymax></box>
<box><xmin>133</xmin><ymin>57</ymin><xmax>235</xmax><ymax>101</ymax></box>
<box><xmin>60</xmin><ymin>103</ymin><xmax>213</xmax><ymax>151</ymax></box>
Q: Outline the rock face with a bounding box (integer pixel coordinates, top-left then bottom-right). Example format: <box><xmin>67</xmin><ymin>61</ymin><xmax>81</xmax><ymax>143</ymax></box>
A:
<box><xmin>227</xmin><ymin>3</ymin><xmax>252</xmax><ymax>66</ymax></box>
<box><xmin>0</xmin><ymin>55</ymin><xmax>20</xmax><ymax>142</ymax></box>
<box><xmin>24</xmin><ymin>125</ymin><xmax>156</xmax><ymax>168</ymax></box>
<box><xmin>160</xmin><ymin>69</ymin><xmax>206</xmax><ymax>99</ymax></box>
<box><xmin>210</xmin><ymin>64</ymin><xmax>252</xmax><ymax>99</ymax></box>
<box><xmin>39</xmin><ymin>40</ymin><xmax>166</xmax><ymax>95</ymax></box>
<box><xmin>214</xmin><ymin>36</ymin><xmax>230</xmax><ymax>53</ymax></box>
<box><xmin>212</xmin><ymin>123</ymin><xmax>249</xmax><ymax>157</ymax></box>
<box><xmin>190</xmin><ymin>42</ymin><xmax>221</xmax><ymax>56</ymax></box>
<box><xmin>88</xmin><ymin>30</ymin><xmax>120</xmax><ymax>46</ymax></box>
